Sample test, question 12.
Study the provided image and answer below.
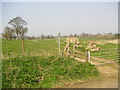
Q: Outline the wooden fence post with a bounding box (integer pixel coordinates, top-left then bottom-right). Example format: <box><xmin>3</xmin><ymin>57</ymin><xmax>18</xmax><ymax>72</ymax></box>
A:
<box><xmin>58</xmin><ymin>33</ymin><xmax>61</xmax><ymax>55</ymax></box>
<box><xmin>22</xmin><ymin>39</ymin><xmax>25</xmax><ymax>56</ymax></box>
<box><xmin>87</xmin><ymin>50</ymin><xmax>90</xmax><ymax>62</ymax></box>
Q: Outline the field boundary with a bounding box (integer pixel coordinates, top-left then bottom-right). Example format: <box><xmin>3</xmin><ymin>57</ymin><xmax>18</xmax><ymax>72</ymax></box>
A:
<box><xmin>69</xmin><ymin>48</ymin><xmax>120</xmax><ymax>66</ymax></box>
<box><xmin>89</xmin><ymin>48</ymin><xmax>120</xmax><ymax>65</ymax></box>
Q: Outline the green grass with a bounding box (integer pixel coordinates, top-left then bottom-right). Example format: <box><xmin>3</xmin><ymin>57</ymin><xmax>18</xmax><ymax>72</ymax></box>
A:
<box><xmin>2</xmin><ymin>56</ymin><xmax>98</xmax><ymax>88</ymax></box>
<box><xmin>2</xmin><ymin>38</ymin><xmax>119</xmax><ymax>88</ymax></box>
<box><xmin>77</xmin><ymin>38</ymin><xmax>119</xmax><ymax>61</ymax></box>
<box><xmin>2</xmin><ymin>38</ymin><xmax>118</xmax><ymax>60</ymax></box>
<box><xmin>90</xmin><ymin>43</ymin><xmax>118</xmax><ymax>61</ymax></box>
<box><xmin>78</xmin><ymin>38</ymin><xmax>118</xmax><ymax>49</ymax></box>
<box><xmin>2</xmin><ymin>39</ymin><xmax>60</xmax><ymax>57</ymax></box>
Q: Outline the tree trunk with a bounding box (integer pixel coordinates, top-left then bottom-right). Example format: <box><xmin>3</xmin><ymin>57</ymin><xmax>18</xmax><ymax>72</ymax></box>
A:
<box><xmin>22</xmin><ymin>39</ymin><xmax>25</xmax><ymax>56</ymax></box>
<box><xmin>16</xmin><ymin>34</ymin><xmax>19</xmax><ymax>40</ymax></box>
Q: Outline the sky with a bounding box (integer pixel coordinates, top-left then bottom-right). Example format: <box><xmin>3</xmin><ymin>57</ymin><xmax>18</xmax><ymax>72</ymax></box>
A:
<box><xmin>1</xmin><ymin>2</ymin><xmax>118</xmax><ymax>36</ymax></box>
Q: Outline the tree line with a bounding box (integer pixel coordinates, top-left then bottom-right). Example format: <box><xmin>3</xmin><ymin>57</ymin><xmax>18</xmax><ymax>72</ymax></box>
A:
<box><xmin>27</xmin><ymin>33</ymin><xmax>119</xmax><ymax>40</ymax></box>
<box><xmin>2</xmin><ymin>16</ymin><xmax>119</xmax><ymax>40</ymax></box>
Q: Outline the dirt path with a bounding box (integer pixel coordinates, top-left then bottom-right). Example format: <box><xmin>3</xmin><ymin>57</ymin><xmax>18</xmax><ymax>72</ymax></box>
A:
<box><xmin>59</xmin><ymin>63</ymin><xmax>118</xmax><ymax>88</ymax></box>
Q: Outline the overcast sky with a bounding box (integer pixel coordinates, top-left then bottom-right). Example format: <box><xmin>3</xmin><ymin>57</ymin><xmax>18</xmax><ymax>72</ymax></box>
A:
<box><xmin>2</xmin><ymin>2</ymin><xmax>118</xmax><ymax>36</ymax></box>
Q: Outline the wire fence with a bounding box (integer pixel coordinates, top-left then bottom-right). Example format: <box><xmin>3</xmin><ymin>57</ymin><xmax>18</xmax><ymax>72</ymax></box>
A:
<box><xmin>90</xmin><ymin>48</ymin><xmax>120</xmax><ymax>63</ymax></box>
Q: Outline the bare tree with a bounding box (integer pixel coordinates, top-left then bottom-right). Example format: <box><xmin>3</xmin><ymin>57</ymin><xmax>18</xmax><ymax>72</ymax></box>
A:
<box><xmin>8</xmin><ymin>16</ymin><xmax>27</xmax><ymax>40</ymax></box>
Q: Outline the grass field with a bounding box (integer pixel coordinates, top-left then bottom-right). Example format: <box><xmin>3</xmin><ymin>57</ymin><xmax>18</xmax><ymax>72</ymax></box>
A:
<box><xmin>2</xmin><ymin>38</ymin><xmax>119</xmax><ymax>88</ymax></box>
<box><xmin>2</xmin><ymin>39</ymin><xmax>60</xmax><ymax>57</ymax></box>
<box><xmin>2</xmin><ymin>38</ymin><xmax>118</xmax><ymax>58</ymax></box>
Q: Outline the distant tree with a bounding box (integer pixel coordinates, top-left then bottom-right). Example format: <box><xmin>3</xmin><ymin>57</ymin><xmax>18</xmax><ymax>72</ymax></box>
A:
<box><xmin>47</xmin><ymin>35</ymin><xmax>50</xmax><ymax>39</ymax></box>
<box><xmin>50</xmin><ymin>35</ymin><xmax>53</xmax><ymax>38</ymax></box>
<box><xmin>41</xmin><ymin>34</ymin><xmax>45</xmax><ymax>39</ymax></box>
<box><xmin>2</xmin><ymin>26</ymin><xmax>14</xmax><ymax>40</ymax></box>
<box><xmin>8</xmin><ymin>16</ymin><xmax>27</xmax><ymax>40</ymax></box>
<box><xmin>74</xmin><ymin>34</ymin><xmax>77</xmax><ymax>37</ymax></box>
<box><xmin>70</xmin><ymin>34</ymin><xmax>73</xmax><ymax>37</ymax></box>
<box><xmin>28</xmin><ymin>36</ymin><xmax>35</xmax><ymax>40</ymax></box>
<box><xmin>81</xmin><ymin>33</ymin><xmax>85</xmax><ymax>36</ymax></box>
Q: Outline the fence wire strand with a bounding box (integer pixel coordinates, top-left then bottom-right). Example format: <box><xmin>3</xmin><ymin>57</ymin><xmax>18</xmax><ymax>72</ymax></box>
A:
<box><xmin>90</xmin><ymin>48</ymin><xmax>120</xmax><ymax>62</ymax></box>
